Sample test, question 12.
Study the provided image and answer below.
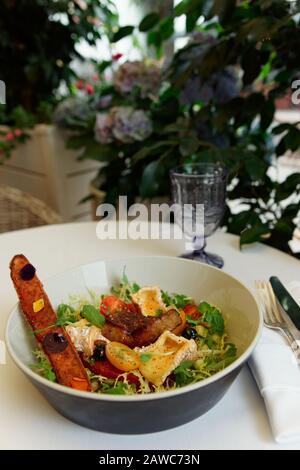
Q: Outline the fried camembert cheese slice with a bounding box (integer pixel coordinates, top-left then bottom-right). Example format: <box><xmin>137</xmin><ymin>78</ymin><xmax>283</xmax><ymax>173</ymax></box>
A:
<box><xmin>66</xmin><ymin>319</ymin><xmax>109</xmax><ymax>357</ymax></box>
<box><xmin>135</xmin><ymin>331</ymin><xmax>197</xmax><ymax>386</ymax></box>
<box><xmin>132</xmin><ymin>286</ymin><xmax>167</xmax><ymax>317</ymax></box>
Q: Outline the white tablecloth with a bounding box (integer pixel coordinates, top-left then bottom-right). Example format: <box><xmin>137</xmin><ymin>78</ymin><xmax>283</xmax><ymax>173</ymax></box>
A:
<box><xmin>1</xmin><ymin>222</ymin><xmax>300</xmax><ymax>450</ymax></box>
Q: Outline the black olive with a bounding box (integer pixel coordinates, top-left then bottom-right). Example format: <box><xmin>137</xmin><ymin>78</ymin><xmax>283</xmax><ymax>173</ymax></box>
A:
<box><xmin>183</xmin><ymin>328</ymin><xmax>198</xmax><ymax>340</ymax></box>
<box><xmin>43</xmin><ymin>332</ymin><xmax>68</xmax><ymax>353</ymax></box>
<box><xmin>93</xmin><ymin>343</ymin><xmax>106</xmax><ymax>361</ymax></box>
<box><xmin>20</xmin><ymin>263</ymin><xmax>36</xmax><ymax>281</ymax></box>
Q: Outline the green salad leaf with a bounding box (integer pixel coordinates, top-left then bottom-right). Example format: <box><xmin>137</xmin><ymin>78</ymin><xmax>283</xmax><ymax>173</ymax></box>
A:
<box><xmin>173</xmin><ymin>360</ymin><xmax>195</xmax><ymax>386</ymax></box>
<box><xmin>101</xmin><ymin>382</ymin><xmax>127</xmax><ymax>395</ymax></box>
<box><xmin>30</xmin><ymin>349</ymin><xmax>56</xmax><ymax>382</ymax></box>
<box><xmin>111</xmin><ymin>268</ymin><xmax>141</xmax><ymax>302</ymax></box>
<box><xmin>161</xmin><ymin>291</ymin><xmax>192</xmax><ymax>309</ymax></box>
<box><xmin>56</xmin><ymin>303</ymin><xmax>78</xmax><ymax>326</ymax></box>
<box><xmin>81</xmin><ymin>304</ymin><xmax>105</xmax><ymax>328</ymax></box>
<box><xmin>199</xmin><ymin>301</ymin><xmax>225</xmax><ymax>336</ymax></box>
<box><xmin>186</xmin><ymin>315</ymin><xmax>201</xmax><ymax>326</ymax></box>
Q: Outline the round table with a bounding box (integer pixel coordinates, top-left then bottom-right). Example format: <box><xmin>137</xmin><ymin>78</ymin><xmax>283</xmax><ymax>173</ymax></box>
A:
<box><xmin>1</xmin><ymin>222</ymin><xmax>300</xmax><ymax>450</ymax></box>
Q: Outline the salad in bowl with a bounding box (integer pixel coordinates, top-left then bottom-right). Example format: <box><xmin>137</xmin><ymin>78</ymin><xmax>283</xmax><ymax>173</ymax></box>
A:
<box><xmin>7</xmin><ymin>255</ymin><xmax>261</xmax><ymax>433</ymax></box>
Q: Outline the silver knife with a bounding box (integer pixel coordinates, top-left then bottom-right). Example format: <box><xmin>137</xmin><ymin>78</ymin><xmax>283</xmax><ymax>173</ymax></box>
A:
<box><xmin>270</xmin><ymin>276</ymin><xmax>300</xmax><ymax>341</ymax></box>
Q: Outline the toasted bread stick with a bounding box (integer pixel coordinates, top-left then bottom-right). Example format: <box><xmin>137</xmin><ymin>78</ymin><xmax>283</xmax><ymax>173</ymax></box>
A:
<box><xmin>10</xmin><ymin>254</ymin><xmax>91</xmax><ymax>391</ymax></box>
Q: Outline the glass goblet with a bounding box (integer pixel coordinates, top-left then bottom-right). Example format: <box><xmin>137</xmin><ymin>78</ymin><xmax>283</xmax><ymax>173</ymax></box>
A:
<box><xmin>170</xmin><ymin>163</ymin><xmax>227</xmax><ymax>268</ymax></box>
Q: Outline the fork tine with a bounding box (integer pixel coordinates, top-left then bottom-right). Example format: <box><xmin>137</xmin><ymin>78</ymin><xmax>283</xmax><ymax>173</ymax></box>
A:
<box><xmin>257</xmin><ymin>280</ymin><xmax>276</xmax><ymax>324</ymax></box>
<box><xmin>261</xmin><ymin>281</ymin><xmax>277</xmax><ymax>323</ymax></box>
<box><xmin>255</xmin><ymin>280</ymin><xmax>269</xmax><ymax>323</ymax></box>
<box><xmin>266</xmin><ymin>281</ymin><xmax>282</xmax><ymax>322</ymax></box>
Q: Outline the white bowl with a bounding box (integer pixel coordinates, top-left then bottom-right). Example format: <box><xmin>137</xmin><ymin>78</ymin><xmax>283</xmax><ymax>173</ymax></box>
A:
<box><xmin>6</xmin><ymin>256</ymin><xmax>262</xmax><ymax>433</ymax></box>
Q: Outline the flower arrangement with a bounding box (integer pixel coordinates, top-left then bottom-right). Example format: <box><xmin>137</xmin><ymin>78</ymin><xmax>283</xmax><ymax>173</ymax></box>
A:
<box><xmin>55</xmin><ymin>0</ymin><xmax>300</xmax><ymax>259</ymax></box>
<box><xmin>54</xmin><ymin>58</ymin><xmax>164</xmax><ymax>203</ymax></box>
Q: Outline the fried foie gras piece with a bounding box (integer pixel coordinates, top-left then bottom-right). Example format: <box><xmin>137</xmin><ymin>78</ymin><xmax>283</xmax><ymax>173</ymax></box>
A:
<box><xmin>101</xmin><ymin>322</ymin><xmax>134</xmax><ymax>347</ymax></box>
<box><xmin>10</xmin><ymin>255</ymin><xmax>91</xmax><ymax>391</ymax></box>
<box><xmin>102</xmin><ymin>309</ymin><xmax>182</xmax><ymax>348</ymax></box>
<box><xmin>132</xmin><ymin>309</ymin><xmax>182</xmax><ymax>347</ymax></box>
<box><xmin>106</xmin><ymin>308</ymin><xmax>146</xmax><ymax>333</ymax></box>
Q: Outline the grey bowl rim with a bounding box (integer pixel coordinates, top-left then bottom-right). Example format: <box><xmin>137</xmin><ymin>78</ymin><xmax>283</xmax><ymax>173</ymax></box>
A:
<box><xmin>5</xmin><ymin>255</ymin><xmax>263</xmax><ymax>402</ymax></box>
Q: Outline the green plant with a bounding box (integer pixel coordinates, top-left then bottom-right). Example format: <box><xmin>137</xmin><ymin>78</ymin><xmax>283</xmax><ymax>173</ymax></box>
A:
<box><xmin>0</xmin><ymin>0</ymin><xmax>118</xmax><ymax>162</ymax></box>
<box><xmin>56</xmin><ymin>0</ymin><xmax>300</xmax><ymax>256</ymax></box>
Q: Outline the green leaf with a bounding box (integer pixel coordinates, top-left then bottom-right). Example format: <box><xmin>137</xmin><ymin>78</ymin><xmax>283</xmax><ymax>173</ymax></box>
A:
<box><xmin>56</xmin><ymin>303</ymin><xmax>77</xmax><ymax>326</ymax></box>
<box><xmin>78</xmin><ymin>142</ymin><xmax>115</xmax><ymax>162</ymax></box>
<box><xmin>240</xmin><ymin>224</ymin><xmax>271</xmax><ymax>248</ymax></box>
<box><xmin>281</xmin><ymin>203</ymin><xmax>300</xmax><ymax>219</ymax></box>
<box><xmin>30</xmin><ymin>349</ymin><xmax>56</xmax><ymax>382</ymax></box>
<box><xmin>112</xmin><ymin>26</ymin><xmax>134</xmax><ymax>42</ymax></box>
<box><xmin>160</xmin><ymin>17</ymin><xmax>174</xmax><ymax>40</ymax></box>
<box><xmin>97</xmin><ymin>60</ymin><xmax>112</xmax><ymax>73</ymax></box>
<box><xmin>227</xmin><ymin>210</ymin><xmax>261</xmax><ymax>235</ymax></box>
<box><xmin>186</xmin><ymin>10</ymin><xmax>201</xmax><ymax>33</ymax></box>
<box><xmin>139</xmin><ymin>13</ymin><xmax>160</xmax><ymax>32</ymax></box>
<box><xmin>101</xmin><ymin>382</ymin><xmax>127</xmax><ymax>395</ymax></box>
<box><xmin>175</xmin><ymin>0</ymin><xmax>203</xmax><ymax>17</ymax></box>
<box><xmin>139</xmin><ymin>160</ymin><xmax>165</xmax><ymax>198</ymax></box>
<box><xmin>272</xmin><ymin>123</ymin><xmax>293</xmax><ymax>136</ymax></box>
<box><xmin>140</xmin><ymin>353</ymin><xmax>152</xmax><ymax>363</ymax></box>
<box><xmin>81</xmin><ymin>304</ymin><xmax>105</xmax><ymax>328</ymax></box>
<box><xmin>174</xmin><ymin>360</ymin><xmax>195</xmax><ymax>386</ymax></box>
<box><xmin>211</xmin><ymin>0</ymin><xmax>236</xmax><ymax>24</ymax></box>
<box><xmin>275</xmin><ymin>173</ymin><xmax>300</xmax><ymax>201</ymax></box>
<box><xmin>244</xmin><ymin>155</ymin><xmax>267</xmax><ymax>181</ymax></box>
<box><xmin>186</xmin><ymin>315</ymin><xmax>201</xmax><ymax>326</ymax></box>
<box><xmin>237</xmin><ymin>17</ymin><xmax>284</xmax><ymax>43</ymax></box>
<box><xmin>147</xmin><ymin>30</ymin><xmax>163</xmax><ymax>49</ymax></box>
<box><xmin>66</xmin><ymin>135</ymin><xmax>90</xmax><ymax>150</ymax></box>
<box><xmin>198</xmin><ymin>302</ymin><xmax>225</xmax><ymax>336</ymax></box>
<box><xmin>161</xmin><ymin>290</ymin><xmax>192</xmax><ymax>309</ymax></box>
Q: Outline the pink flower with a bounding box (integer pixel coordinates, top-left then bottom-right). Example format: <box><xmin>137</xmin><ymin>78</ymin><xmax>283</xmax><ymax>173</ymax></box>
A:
<box><xmin>72</xmin><ymin>15</ymin><xmax>80</xmax><ymax>24</ymax></box>
<box><xmin>85</xmin><ymin>83</ymin><xmax>95</xmax><ymax>94</ymax></box>
<box><xmin>94</xmin><ymin>113</ymin><xmax>114</xmax><ymax>144</ymax></box>
<box><xmin>6</xmin><ymin>131</ymin><xmax>14</xmax><ymax>141</ymax></box>
<box><xmin>14</xmin><ymin>128</ymin><xmax>23</xmax><ymax>137</ymax></box>
<box><xmin>92</xmin><ymin>74</ymin><xmax>99</xmax><ymax>82</ymax></box>
<box><xmin>75</xmin><ymin>80</ymin><xmax>85</xmax><ymax>90</ymax></box>
<box><xmin>74</xmin><ymin>0</ymin><xmax>87</xmax><ymax>10</ymax></box>
<box><xmin>112</xmin><ymin>53</ymin><xmax>123</xmax><ymax>61</ymax></box>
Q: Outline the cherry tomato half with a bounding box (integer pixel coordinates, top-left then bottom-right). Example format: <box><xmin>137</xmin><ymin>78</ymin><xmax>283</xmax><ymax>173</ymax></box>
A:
<box><xmin>184</xmin><ymin>304</ymin><xmax>202</xmax><ymax>320</ymax></box>
<box><xmin>83</xmin><ymin>358</ymin><xmax>139</xmax><ymax>385</ymax></box>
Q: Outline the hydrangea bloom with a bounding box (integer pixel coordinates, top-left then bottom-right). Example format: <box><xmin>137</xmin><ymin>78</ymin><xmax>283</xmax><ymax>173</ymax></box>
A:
<box><xmin>112</xmin><ymin>107</ymin><xmax>153</xmax><ymax>143</ymax></box>
<box><xmin>94</xmin><ymin>113</ymin><xmax>114</xmax><ymax>144</ymax></box>
<box><xmin>94</xmin><ymin>107</ymin><xmax>153</xmax><ymax>144</ymax></box>
<box><xmin>53</xmin><ymin>98</ymin><xmax>90</xmax><ymax>128</ymax></box>
<box><xmin>114</xmin><ymin>61</ymin><xmax>161</xmax><ymax>99</ymax></box>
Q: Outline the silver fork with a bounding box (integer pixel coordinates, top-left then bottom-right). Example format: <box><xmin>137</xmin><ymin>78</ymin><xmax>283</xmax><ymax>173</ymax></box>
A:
<box><xmin>255</xmin><ymin>280</ymin><xmax>300</xmax><ymax>354</ymax></box>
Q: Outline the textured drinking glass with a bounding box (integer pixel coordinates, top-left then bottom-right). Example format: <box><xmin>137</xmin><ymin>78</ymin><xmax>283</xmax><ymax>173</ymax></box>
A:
<box><xmin>170</xmin><ymin>163</ymin><xmax>227</xmax><ymax>268</ymax></box>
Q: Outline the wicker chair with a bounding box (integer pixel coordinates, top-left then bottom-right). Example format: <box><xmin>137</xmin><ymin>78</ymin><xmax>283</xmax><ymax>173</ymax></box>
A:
<box><xmin>0</xmin><ymin>185</ymin><xmax>62</xmax><ymax>233</ymax></box>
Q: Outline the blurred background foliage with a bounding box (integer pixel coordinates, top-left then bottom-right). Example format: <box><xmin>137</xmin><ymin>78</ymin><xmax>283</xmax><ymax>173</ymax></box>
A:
<box><xmin>0</xmin><ymin>0</ymin><xmax>118</xmax><ymax>126</ymax></box>
<box><xmin>58</xmin><ymin>0</ymin><xmax>300</xmax><ymax>256</ymax></box>
<box><xmin>1</xmin><ymin>0</ymin><xmax>300</xmax><ymax>256</ymax></box>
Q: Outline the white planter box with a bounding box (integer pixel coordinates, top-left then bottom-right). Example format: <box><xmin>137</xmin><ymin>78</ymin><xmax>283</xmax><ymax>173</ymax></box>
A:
<box><xmin>0</xmin><ymin>125</ymin><xmax>101</xmax><ymax>221</ymax></box>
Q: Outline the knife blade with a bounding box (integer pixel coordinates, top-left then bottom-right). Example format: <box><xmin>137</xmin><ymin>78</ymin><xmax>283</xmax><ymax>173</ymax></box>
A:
<box><xmin>270</xmin><ymin>276</ymin><xmax>300</xmax><ymax>331</ymax></box>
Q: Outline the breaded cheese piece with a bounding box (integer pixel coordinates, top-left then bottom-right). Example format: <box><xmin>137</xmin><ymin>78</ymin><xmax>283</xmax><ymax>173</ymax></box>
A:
<box><xmin>135</xmin><ymin>331</ymin><xmax>197</xmax><ymax>386</ymax></box>
<box><xmin>132</xmin><ymin>286</ymin><xmax>167</xmax><ymax>317</ymax></box>
<box><xmin>66</xmin><ymin>319</ymin><xmax>109</xmax><ymax>357</ymax></box>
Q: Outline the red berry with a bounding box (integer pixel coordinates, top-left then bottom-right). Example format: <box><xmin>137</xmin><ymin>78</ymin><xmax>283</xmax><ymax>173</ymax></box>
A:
<box><xmin>75</xmin><ymin>80</ymin><xmax>85</xmax><ymax>90</ymax></box>
<box><xmin>14</xmin><ymin>128</ymin><xmax>22</xmax><ymax>137</ymax></box>
<box><xmin>112</xmin><ymin>53</ymin><xmax>123</xmax><ymax>61</ymax></box>
<box><xmin>6</xmin><ymin>132</ymin><xmax>14</xmax><ymax>142</ymax></box>
<box><xmin>85</xmin><ymin>83</ymin><xmax>94</xmax><ymax>94</ymax></box>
